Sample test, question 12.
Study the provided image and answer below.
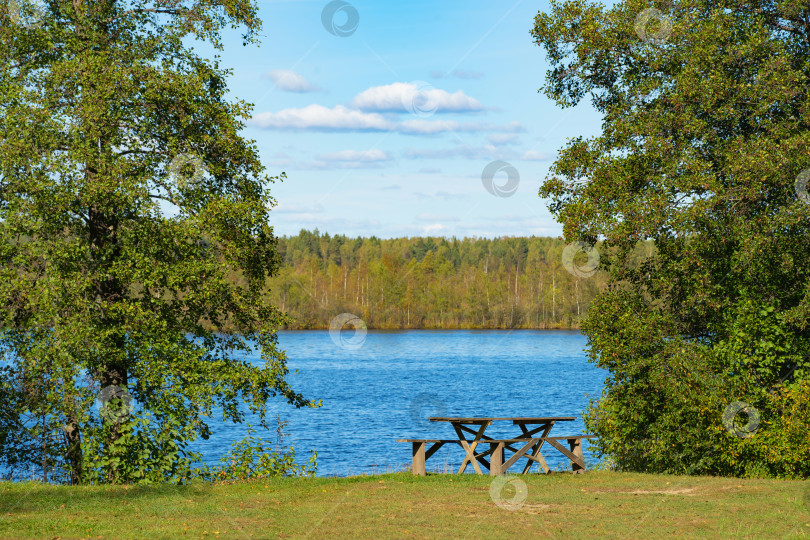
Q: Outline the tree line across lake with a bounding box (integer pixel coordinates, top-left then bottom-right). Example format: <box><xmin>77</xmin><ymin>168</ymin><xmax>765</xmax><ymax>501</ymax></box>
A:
<box><xmin>254</xmin><ymin>230</ymin><xmax>613</xmax><ymax>330</ymax></box>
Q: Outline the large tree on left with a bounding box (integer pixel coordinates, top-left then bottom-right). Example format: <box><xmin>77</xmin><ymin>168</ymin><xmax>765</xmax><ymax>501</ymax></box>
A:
<box><xmin>0</xmin><ymin>0</ymin><xmax>313</xmax><ymax>484</ymax></box>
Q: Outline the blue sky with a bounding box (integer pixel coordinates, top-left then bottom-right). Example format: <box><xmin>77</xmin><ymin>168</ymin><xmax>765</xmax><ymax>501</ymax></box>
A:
<box><xmin>190</xmin><ymin>0</ymin><xmax>604</xmax><ymax>239</ymax></box>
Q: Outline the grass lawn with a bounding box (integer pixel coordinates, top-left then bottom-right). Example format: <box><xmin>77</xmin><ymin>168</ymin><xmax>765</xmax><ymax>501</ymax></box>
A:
<box><xmin>0</xmin><ymin>470</ymin><xmax>808</xmax><ymax>539</ymax></box>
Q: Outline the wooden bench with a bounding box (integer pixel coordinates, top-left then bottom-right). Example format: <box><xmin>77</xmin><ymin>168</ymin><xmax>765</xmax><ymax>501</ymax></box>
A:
<box><xmin>397</xmin><ymin>435</ymin><xmax>595</xmax><ymax>476</ymax></box>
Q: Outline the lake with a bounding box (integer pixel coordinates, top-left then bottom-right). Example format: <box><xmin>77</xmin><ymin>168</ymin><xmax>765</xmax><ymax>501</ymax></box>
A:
<box><xmin>189</xmin><ymin>329</ymin><xmax>608</xmax><ymax>476</ymax></box>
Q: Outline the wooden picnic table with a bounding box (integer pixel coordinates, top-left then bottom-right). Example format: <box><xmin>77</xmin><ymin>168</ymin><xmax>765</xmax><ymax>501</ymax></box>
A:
<box><xmin>428</xmin><ymin>416</ymin><xmax>577</xmax><ymax>475</ymax></box>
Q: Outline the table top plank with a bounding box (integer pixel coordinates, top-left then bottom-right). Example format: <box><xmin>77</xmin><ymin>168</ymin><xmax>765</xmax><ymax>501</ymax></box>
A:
<box><xmin>428</xmin><ymin>416</ymin><xmax>576</xmax><ymax>423</ymax></box>
<box><xmin>397</xmin><ymin>435</ymin><xmax>594</xmax><ymax>443</ymax></box>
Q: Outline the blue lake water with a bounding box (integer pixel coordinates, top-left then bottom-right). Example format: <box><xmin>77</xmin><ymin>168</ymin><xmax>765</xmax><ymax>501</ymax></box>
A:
<box><xmin>189</xmin><ymin>329</ymin><xmax>608</xmax><ymax>476</ymax></box>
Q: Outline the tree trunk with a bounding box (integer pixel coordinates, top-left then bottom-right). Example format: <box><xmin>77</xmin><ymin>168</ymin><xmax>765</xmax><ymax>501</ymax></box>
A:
<box><xmin>540</xmin><ymin>277</ymin><xmax>545</xmax><ymax>329</ymax></box>
<box><xmin>484</xmin><ymin>256</ymin><xmax>490</xmax><ymax>310</ymax></box>
<box><xmin>62</xmin><ymin>420</ymin><xmax>82</xmax><ymax>485</ymax></box>
<box><xmin>88</xmin><ymin>170</ymin><xmax>128</xmax><ymax>484</ymax></box>
<box><xmin>552</xmin><ymin>275</ymin><xmax>556</xmax><ymax>323</ymax></box>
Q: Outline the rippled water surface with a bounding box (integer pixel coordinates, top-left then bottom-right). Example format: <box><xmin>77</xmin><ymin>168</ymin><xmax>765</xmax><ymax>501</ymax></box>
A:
<box><xmin>190</xmin><ymin>329</ymin><xmax>608</xmax><ymax>476</ymax></box>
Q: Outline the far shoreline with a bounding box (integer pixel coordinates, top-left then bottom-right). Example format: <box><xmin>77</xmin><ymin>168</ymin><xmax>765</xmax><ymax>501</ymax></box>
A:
<box><xmin>276</xmin><ymin>327</ymin><xmax>584</xmax><ymax>331</ymax></box>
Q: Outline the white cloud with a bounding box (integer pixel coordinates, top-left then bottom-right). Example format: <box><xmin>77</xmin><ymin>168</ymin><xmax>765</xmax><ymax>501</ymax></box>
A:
<box><xmin>351</xmin><ymin>82</ymin><xmax>483</xmax><ymax>113</ymax></box>
<box><xmin>404</xmin><ymin>144</ymin><xmax>517</xmax><ymax>160</ymax></box>
<box><xmin>488</xmin><ymin>133</ymin><xmax>519</xmax><ymax>145</ymax></box>
<box><xmin>249</xmin><ymin>105</ymin><xmax>524</xmax><ymax>135</ymax></box>
<box><xmin>249</xmin><ymin>105</ymin><xmax>391</xmax><ymax>131</ymax></box>
<box><xmin>265</xmin><ymin>70</ymin><xmax>322</xmax><ymax>93</ymax></box>
<box><xmin>398</xmin><ymin>119</ymin><xmax>518</xmax><ymax>135</ymax></box>
<box><xmin>502</xmin><ymin>121</ymin><xmax>525</xmax><ymax>133</ymax></box>
<box><xmin>315</xmin><ymin>149</ymin><xmax>392</xmax><ymax>162</ymax></box>
<box><xmin>521</xmin><ymin>150</ymin><xmax>553</xmax><ymax>161</ymax></box>
<box><xmin>398</xmin><ymin>118</ymin><xmax>462</xmax><ymax>134</ymax></box>
<box><xmin>422</xmin><ymin>223</ymin><xmax>449</xmax><ymax>234</ymax></box>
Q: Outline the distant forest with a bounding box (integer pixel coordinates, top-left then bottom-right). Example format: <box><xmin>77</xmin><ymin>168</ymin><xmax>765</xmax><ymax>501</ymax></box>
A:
<box><xmin>261</xmin><ymin>230</ymin><xmax>611</xmax><ymax>330</ymax></box>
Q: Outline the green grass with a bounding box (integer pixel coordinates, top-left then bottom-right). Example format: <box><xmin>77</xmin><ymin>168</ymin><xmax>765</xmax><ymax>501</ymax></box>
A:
<box><xmin>1</xmin><ymin>471</ymin><xmax>808</xmax><ymax>539</ymax></box>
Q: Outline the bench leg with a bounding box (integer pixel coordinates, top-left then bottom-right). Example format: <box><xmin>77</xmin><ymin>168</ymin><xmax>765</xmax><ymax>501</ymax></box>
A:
<box><xmin>489</xmin><ymin>442</ymin><xmax>504</xmax><ymax>476</ymax></box>
<box><xmin>569</xmin><ymin>438</ymin><xmax>584</xmax><ymax>474</ymax></box>
<box><xmin>412</xmin><ymin>441</ymin><xmax>426</xmax><ymax>476</ymax></box>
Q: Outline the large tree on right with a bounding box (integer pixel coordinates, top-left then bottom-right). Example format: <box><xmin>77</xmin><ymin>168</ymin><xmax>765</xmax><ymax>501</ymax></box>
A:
<box><xmin>533</xmin><ymin>0</ymin><xmax>810</xmax><ymax>477</ymax></box>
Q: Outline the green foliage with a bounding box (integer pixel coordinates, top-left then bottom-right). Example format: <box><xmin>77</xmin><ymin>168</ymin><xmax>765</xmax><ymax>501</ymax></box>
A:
<box><xmin>753</xmin><ymin>381</ymin><xmax>810</xmax><ymax>478</ymax></box>
<box><xmin>189</xmin><ymin>422</ymin><xmax>316</xmax><ymax>482</ymax></box>
<box><xmin>76</xmin><ymin>415</ymin><xmax>316</xmax><ymax>485</ymax></box>
<box><xmin>534</xmin><ymin>0</ymin><xmax>810</xmax><ymax>478</ymax></box>
<box><xmin>81</xmin><ymin>414</ymin><xmax>199</xmax><ymax>485</ymax></box>
<box><xmin>0</xmin><ymin>1</ymin><xmax>316</xmax><ymax>483</ymax></box>
<box><xmin>583</xmin><ymin>292</ymin><xmax>810</xmax><ymax>478</ymax></box>
<box><xmin>712</xmin><ymin>298</ymin><xmax>809</xmax><ymax>395</ymax></box>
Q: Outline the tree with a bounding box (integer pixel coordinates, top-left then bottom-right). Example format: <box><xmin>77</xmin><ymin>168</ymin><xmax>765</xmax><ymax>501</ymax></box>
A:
<box><xmin>533</xmin><ymin>0</ymin><xmax>810</xmax><ymax>477</ymax></box>
<box><xmin>0</xmin><ymin>0</ymin><xmax>314</xmax><ymax>484</ymax></box>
